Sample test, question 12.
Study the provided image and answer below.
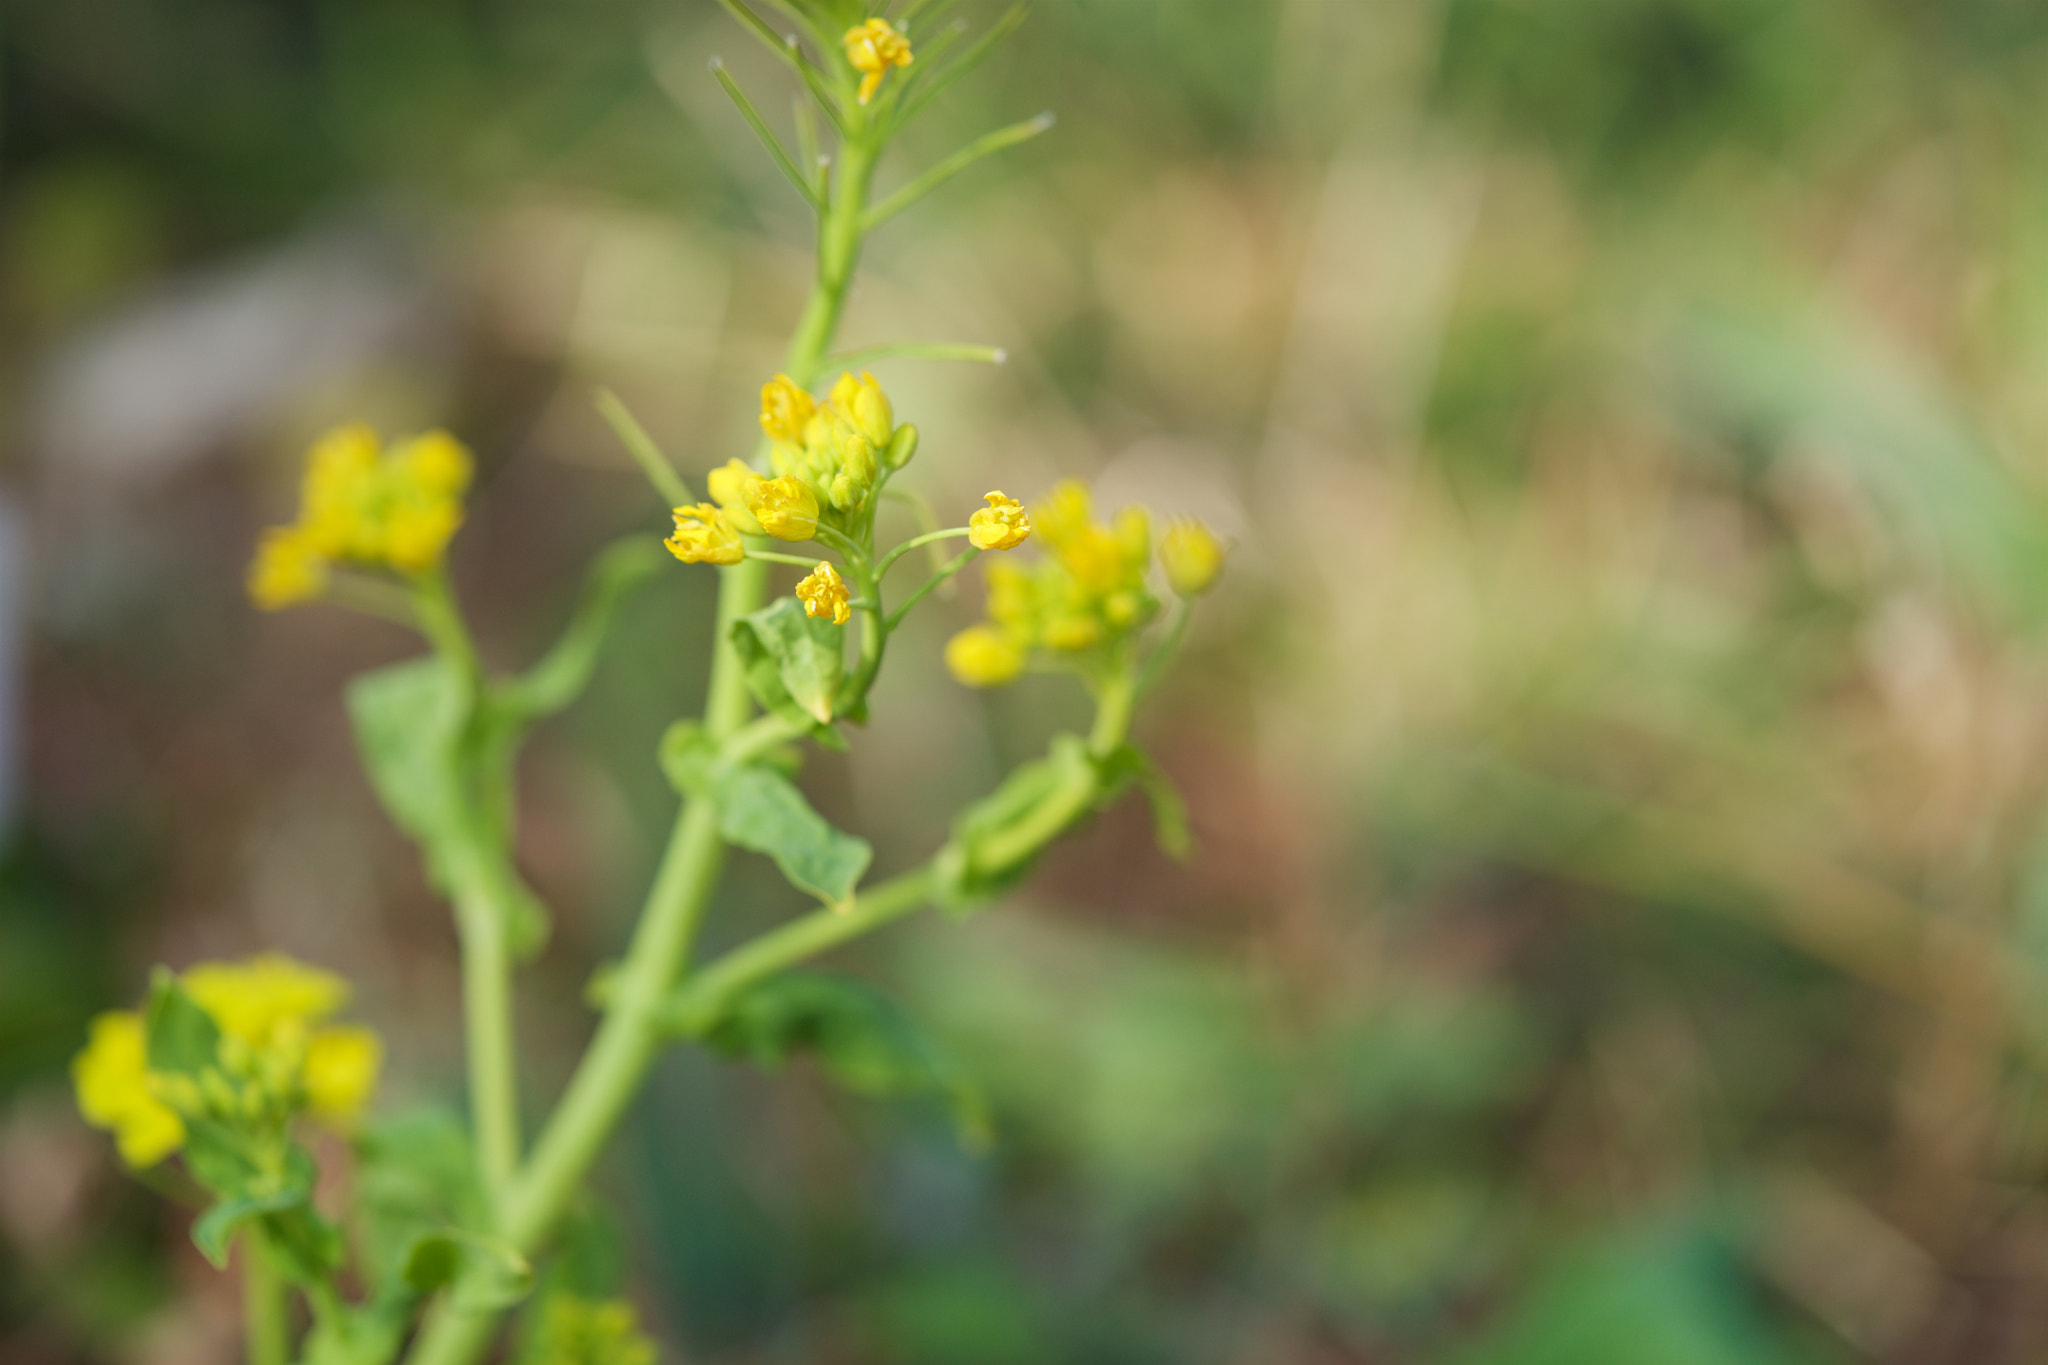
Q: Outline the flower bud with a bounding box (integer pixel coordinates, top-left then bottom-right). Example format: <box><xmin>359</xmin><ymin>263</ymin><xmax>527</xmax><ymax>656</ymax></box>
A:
<box><xmin>1159</xmin><ymin>519</ymin><xmax>1225</xmax><ymax>596</ymax></box>
<box><xmin>884</xmin><ymin>422</ymin><xmax>919</xmax><ymax>471</ymax></box>
<box><xmin>707</xmin><ymin>459</ymin><xmax>765</xmax><ymax>534</ymax></box>
<box><xmin>759</xmin><ymin>374</ymin><xmax>815</xmax><ymax>445</ymax></box>
<box><xmin>945</xmin><ymin>625</ymin><xmax>1025</xmax><ymax>687</ymax></box>
<box><xmin>745</xmin><ymin>476</ymin><xmax>821</xmax><ymax>541</ymax></box>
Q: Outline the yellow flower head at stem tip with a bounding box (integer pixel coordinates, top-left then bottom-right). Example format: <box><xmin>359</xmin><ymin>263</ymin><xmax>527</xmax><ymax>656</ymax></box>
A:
<box><xmin>304</xmin><ymin>1025</ymin><xmax>383</xmax><ymax>1126</ymax></box>
<box><xmin>969</xmin><ymin>491</ymin><xmax>1031</xmax><ymax>551</ymax></box>
<box><xmin>72</xmin><ymin>1012</ymin><xmax>186</xmax><ymax>1168</ymax></box>
<box><xmin>945</xmin><ymin>625</ymin><xmax>1026</xmax><ymax>687</ymax></box>
<box><xmin>745</xmin><ymin>476</ymin><xmax>821</xmax><ymax>542</ymax></box>
<box><xmin>666</xmin><ymin>504</ymin><xmax>746</xmax><ymax>566</ymax></box>
<box><xmin>1160</xmin><ymin>518</ymin><xmax>1226</xmax><ymax>596</ymax></box>
<box><xmin>844</xmin><ymin>17</ymin><xmax>913</xmax><ymax>106</ymax></box>
<box><xmin>182</xmin><ymin>954</ymin><xmax>348</xmax><ymax>1051</ymax></box>
<box><xmin>796</xmin><ymin>561</ymin><xmax>852</xmax><ymax>625</ymax></box>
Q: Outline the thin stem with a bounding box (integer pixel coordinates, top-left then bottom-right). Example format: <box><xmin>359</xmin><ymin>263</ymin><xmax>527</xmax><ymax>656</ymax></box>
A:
<box><xmin>243</xmin><ymin>1236</ymin><xmax>288</xmax><ymax>1365</ymax></box>
<box><xmin>456</xmin><ymin>877</ymin><xmax>520</xmax><ymax>1213</ymax></box>
<box><xmin>865</xmin><ymin>113</ymin><xmax>1054</xmax><ymax>228</ymax></box>
<box><xmin>1135</xmin><ymin>598</ymin><xmax>1191</xmax><ymax>700</ymax></box>
<box><xmin>319</xmin><ymin>572</ymin><xmax>422</xmax><ymax>628</ymax></box>
<box><xmin>825</xmin><ymin>341</ymin><xmax>1006</xmax><ymax>370</ymax></box>
<box><xmin>748</xmin><ymin>549</ymin><xmax>832</xmax><ymax>568</ymax></box>
<box><xmin>885</xmin><ymin>546</ymin><xmax>977</xmax><ymax>632</ymax></box>
<box><xmin>595</xmin><ymin>389</ymin><xmax>691</xmax><ymax>508</ymax></box>
<box><xmin>669</xmin><ymin>867</ymin><xmax>936</xmax><ymax>1033</ymax></box>
<box><xmin>894</xmin><ymin>3</ymin><xmax>1028</xmax><ymax>127</ymax></box>
<box><xmin>712</xmin><ymin>0</ymin><xmax>804</xmax><ymax>74</ymax></box>
<box><xmin>876</xmin><ymin>526</ymin><xmax>971</xmax><ymax>580</ymax></box>
<box><xmin>712</xmin><ymin>60</ymin><xmax>820</xmax><ymax>210</ymax></box>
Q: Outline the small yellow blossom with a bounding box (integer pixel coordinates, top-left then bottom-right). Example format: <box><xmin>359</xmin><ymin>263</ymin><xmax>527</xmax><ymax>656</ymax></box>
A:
<box><xmin>836</xmin><ymin>371</ymin><xmax>893</xmax><ymax>449</ymax></box>
<box><xmin>304</xmin><ymin>1025</ymin><xmax>383</xmax><ymax>1125</ymax></box>
<box><xmin>392</xmin><ymin>430</ymin><xmax>474</xmax><ymax>499</ymax></box>
<box><xmin>844</xmin><ymin>17</ymin><xmax>913</xmax><ymax>105</ymax></box>
<box><xmin>745</xmin><ymin>475</ymin><xmax>821</xmax><ymax>541</ymax></box>
<box><xmin>299</xmin><ymin>423</ymin><xmax>383</xmax><ymax>559</ymax></box>
<box><xmin>72</xmin><ymin>1012</ymin><xmax>186</xmax><ymax>1168</ymax></box>
<box><xmin>382</xmin><ymin>498</ymin><xmax>465</xmax><ymax>573</ymax></box>
<box><xmin>248</xmin><ymin>526</ymin><xmax>327</xmax><ymax>609</ymax></box>
<box><xmin>759</xmin><ymin>374</ymin><xmax>816</xmax><ymax>446</ymax></box>
<box><xmin>968</xmin><ymin>492</ymin><xmax>1031</xmax><ymax>551</ymax></box>
<box><xmin>945</xmin><ymin>625</ymin><xmax>1026</xmax><ymax>687</ymax></box>
<box><xmin>796</xmin><ymin>561</ymin><xmax>852</xmax><ymax>625</ymax></box>
<box><xmin>707</xmin><ymin>459</ymin><xmax>765</xmax><ymax>535</ymax></box>
<box><xmin>665</xmin><ymin>504</ymin><xmax>746</xmax><ymax>566</ymax></box>
<box><xmin>182</xmin><ymin>955</ymin><xmax>348</xmax><ymax>1051</ymax></box>
<box><xmin>533</xmin><ymin>1295</ymin><xmax>658</xmax><ymax>1365</ymax></box>
<box><xmin>1159</xmin><ymin>519</ymin><xmax>1225</xmax><ymax>595</ymax></box>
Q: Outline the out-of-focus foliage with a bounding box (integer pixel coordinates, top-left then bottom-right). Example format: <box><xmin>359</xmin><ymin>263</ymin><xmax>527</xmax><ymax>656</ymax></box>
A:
<box><xmin>12</xmin><ymin>0</ymin><xmax>2048</xmax><ymax>1362</ymax></box>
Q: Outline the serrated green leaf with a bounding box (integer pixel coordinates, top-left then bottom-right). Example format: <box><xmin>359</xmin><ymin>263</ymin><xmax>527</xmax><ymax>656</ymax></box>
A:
<box><xmin>1098</xmin><ymin>744</ymin><xmax>1192</xmax><ymax>860</ymax></box>
<box><xmin>714</xmin><ymin>764</ymin><xmax>871</xmax><ymax>905</ymax></box>
<box><xmin>143</xmin><ymin>972</ymin><xmax>220</xmax><ymax>1076</ymax></box>
<box><xmin>702</xmin><ymin>971</ymin><xmax>989</xmax><ymax>1147</ymax></box>
<box><xmin>731</xmin><ymin>596</ymin><xmax>845</xmax><ymax>726</ymax></box>
<box><xmin>191</xmin><ymin>1186</ymin><xmax>305</xmax><ymax>1268</ymax></box>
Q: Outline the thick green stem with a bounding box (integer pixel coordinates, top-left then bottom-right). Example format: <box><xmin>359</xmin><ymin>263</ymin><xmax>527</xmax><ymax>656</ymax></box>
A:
<box><xmin>401</xmin><ymin>106</ymin><xmax>882</xmax><ymax>1365</ymax></box>
<box><xmin>455</xmin><ymin>886</ymin><xmax>520</xmax><ymax>1211</ymax></box>
<box><xmin>243</xmin><ymin>1237</ymin><xmax>288</xmax><ymax>1365</ymax></box>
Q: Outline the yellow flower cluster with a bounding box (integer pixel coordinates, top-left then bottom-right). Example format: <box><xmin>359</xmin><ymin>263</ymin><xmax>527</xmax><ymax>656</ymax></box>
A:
<box><xmin>72</xmin><ymin>954</ymin><xmax>383</xmax><ymax>1168</ymax></box>
<box><xmin>248</xmin><ymin>424</ymin><xmax>474</xmax><ymax>608</ymax></box>
<box><xmin>531</xmin><ymin>1295</ymin><xmax>657</xmax><ymax>1365</ymax></box>
<box><xmin>946</xmin><ymin>482</ymin><xmax>1226</xmax><ymax>687</ymax></box>
<box><xmin>844</xmin><ymin>17</ymin><xmax>914</xmax><ymax>106</ymax></box>
<box><xmin>759</xmin><ymin>371</ymin><xmax>907</xmax><ymax>527</ymax></box>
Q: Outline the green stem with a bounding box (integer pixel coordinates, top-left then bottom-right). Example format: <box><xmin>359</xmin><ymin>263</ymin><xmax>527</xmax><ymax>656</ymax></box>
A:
<box><xmin>748</xmin><ymin>549</ymin><xmax>833</xmax><ymax>568</ymax></box>
<box><xmin>401</xmin><ymin>106</ymin><xmax>882</xmax><ymax>1365</ymax></box>
<box><xmin>595</xmin><ymin>389</ymin><xmax>691</xmax><ymax>508</ymax></box>
<box><xmin>455</xmin><ymin>876</ymin><xmax>520</xmax><ymax>1212</ymax></box>
<box><xmin>243</xmin><ymin>1236</ymin><xmax>288</xmax><ymax>1365</ymax></box>
<box><xmin>876</xmin><ymin>526</ymin><xmax>971</xmax><ymax>579</ymax></box>
<box><xmin>825</xmin><ymin>341</ymin><xmax>1006</xmax><ymax>370</ymax></box>
<box><xmin>885</xmin><ymin>546</ymin><xmax>978</xmax><ymax>632</ymax></box>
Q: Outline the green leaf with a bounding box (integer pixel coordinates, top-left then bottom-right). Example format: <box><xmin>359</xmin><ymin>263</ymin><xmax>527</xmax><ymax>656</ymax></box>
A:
<box><xmin>731</xmin><ymin>596</ymin><xmax>845</xmax><ymax>726</ymax></box>
<box><xmin>934</xmin><ymin>734</ymin><xmax>1097</xmax><ymax>912</ymax></box>
<box><xmin>1097</xmin><ymin>744</ymin><xmax>1192</xmax><ymax>860</ymax></box>
<box><xmin>502</xmin><ymin>539</ymin><xmax>661</xmax><ymax>719</ymax></box>
<box><xmin>402</xmin><ymin>1230</ymin><xmax>534</xmax><ymax>1311</ymax></box>
<box><xmin>658</xmin><ymin>720</ymin><xmax>717</xmax><ymax>798</ymax></box>
<box><xmin>702</xmin><ymin>971</ymin><xmax>989</xmax><ymax>1147</ymax></box>
<box><xmin>347</xmin><ymin>660</ymin><xmax>550</xmax><ymax>958</ymax></box>
<box><xmin>354</xmin><ymin>1109</ymin><xmax>487</xmax><ymax>1290</ymax></box>
<box><xmin>143</xmin><ymin>971</ymin><xmax>221</xmax><ymax>1076</ymax></box>
<box><xmin>191</xmin><ymin>1186</ymin><xmax>306</xmax><ymax>1268</ymax></box>
<box><xmin>714</xmin><ymin>764</ymin><xmax>872</xmax><ymax>906</ymax></box>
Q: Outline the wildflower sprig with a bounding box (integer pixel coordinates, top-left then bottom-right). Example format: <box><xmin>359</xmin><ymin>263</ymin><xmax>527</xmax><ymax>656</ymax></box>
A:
<box><xmin>90</xmin><ymin>9</ymin><xmax>1224</xmax><ymax>1365</ymax></box>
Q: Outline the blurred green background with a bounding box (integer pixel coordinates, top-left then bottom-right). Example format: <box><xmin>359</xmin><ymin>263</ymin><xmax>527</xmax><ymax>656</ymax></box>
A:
<box><xmin>10</xmin><ymin>0</ymin><xmax>2048</xmax><ymax>1360</ymax></box>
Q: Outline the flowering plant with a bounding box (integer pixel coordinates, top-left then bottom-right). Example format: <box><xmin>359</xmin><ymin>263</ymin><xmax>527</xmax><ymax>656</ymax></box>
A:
<box><xmin>74</xmin><ymin>5</ymin><xmax>1222</xmax><ymax>1363</ymax></box>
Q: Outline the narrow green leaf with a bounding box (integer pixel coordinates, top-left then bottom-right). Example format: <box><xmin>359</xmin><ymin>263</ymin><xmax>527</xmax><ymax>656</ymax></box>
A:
<box><xmin>701</xmin><ymin>970</ymin><xmax>989</xmax><ymax>1146</ymax></box>
<box><xmin>713</xmin><ymin>59</ymin><xmax>820</xmax><ymax>209</ymax></box>
<box><xmin>715</xmin><ymin>764</ymin><xmax>872</xmax><ymax>905</ymax></box>
<box><xmin>865</xmin><ymin>111</ymin><xmax>1055</xmax><ymax>228</ymax></box>
<box><xmin>594</xmin><ymin>389</ymin><xmax>690</xmax><ymax>509</ymax></box>
<box><xmin>192</xmin><ymin>1187</ymin><xmax>305</xmax><ymax>1269</ymax></box>
<box><xmin>731</xmin><ymin>596</ymin><xmax>845</xmax><ymax>725</ymax></box>
<box><xmin>893</xmin><ymin>2</ymin><xmax>1029</xmax><ymax>127</ymax></box>
<box><xmin>504</xmin><ymin>539</ymin><xmax>662</xmax><ymax>719</ymax></box>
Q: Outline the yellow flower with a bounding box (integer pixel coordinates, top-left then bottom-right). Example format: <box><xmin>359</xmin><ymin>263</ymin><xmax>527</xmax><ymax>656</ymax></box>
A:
<box><xmin>247</xmin><ymin>526</ymin><xmax>327</xmax><ymax>610</ymax></box>
<box><xmin>759</xmin><ymin>374</ymin><xmax>816</xmax><ymax>446</ymax></box>
<box><xmin>1159</xmin><ymin>519</ymin><xmax>1225</xmax><ymax>595</ymax></box>
<box><xmin>665</xmin><ymin>504</ymin><xmax>746</xmax><ymax>566</ymax></box>
<box><xmin>796</xmin><ymin>561</ymin><xmax>852</xmax><ymax>625</ymax></box>
<box><xmin>392</xmin><ymin>430</ymin><xmax>474</xmax><ymax>499</ymax></box>
<box><xmin>299</xmin><ymin>423</ymin><xmax>382</xmax><ymax>559</ymax></box>
<box><xmin>945</xmin><ymin>625</ymin><xmax>1026</xmax><ymax>687</ymax></box>
<box><xmin>72</xmin><ymin>1012</ymin><xmax>186</xmax><ymax>1168</ymax></box>
<box><xmin>382</xmin><ymin>498</ymin><xmax>465</xmax><ymax>573</ymax></box>
<box><xmin>836</xmin><ymin>371</ymin><xmax>893</xmax><ymax>449</ymax></box>
<box><xmin>707</xmin><ymin>459</ymin><xmax>765</xmax><ymax>535</ymax></box>
<box><xmin>968</xmin><ymin>491</ymin><xmax>1031</xmax><ymax>551</ymax></box>
<box><xmin>304</xmin><ymin>1025</ymin><xmax>382</xmax><ymax>1125</ymax></box>
<box><xmin>1030</xmin><ymin>480</ymin><xmax>1095</xmax><ymax>549</ymax></box>
<box><xmin>183</xmin><ymin>955</ymin><xmax>348</xmax><ymax>1051</ymax></box>
<box><xmin>844</xmin><ymin>17</ymin><xmax>913</xmax><ymax>105</ymax></box>
<box><xmin>745</xmin><ymin>475</ymin><xmax>821</xmax><ymax>541</ymax></box>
